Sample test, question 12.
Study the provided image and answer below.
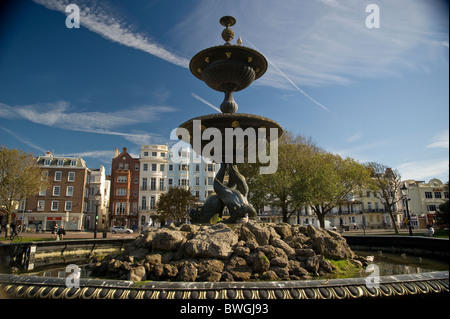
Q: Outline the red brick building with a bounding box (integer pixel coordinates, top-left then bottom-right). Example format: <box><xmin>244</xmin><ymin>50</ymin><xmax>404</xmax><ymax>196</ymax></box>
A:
<box><xmin>109</xmin><ymin>147</ymin><xmax>140</xmax><ymax>230</ymax></box>
<box><xmin>22</xmin><ymin>152</ymin><xmax>90</xmax><ymax>231</ymax></box>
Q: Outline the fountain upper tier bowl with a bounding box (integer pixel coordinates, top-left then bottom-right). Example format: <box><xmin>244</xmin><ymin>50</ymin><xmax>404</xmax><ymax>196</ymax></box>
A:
<box><xmin>177</xmin><ymin>113</ymin><xmax>283</xmax><ymax>163</ymax></box>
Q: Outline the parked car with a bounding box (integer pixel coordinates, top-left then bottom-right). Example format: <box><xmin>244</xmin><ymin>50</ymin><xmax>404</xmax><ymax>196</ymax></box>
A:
<box><xmin>110</xmin><ymin>226</ymin><xmax>133</xmax><ymax>234</ymax></box>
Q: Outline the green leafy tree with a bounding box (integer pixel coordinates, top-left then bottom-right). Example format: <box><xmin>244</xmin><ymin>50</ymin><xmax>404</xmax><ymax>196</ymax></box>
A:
<box><xmin>299</xmin><ymin>152</ymin><xmax>372</xmax><ymax>228</ymax></box>
<box><xmin>155</xmin><ymin>187</ymin><xmax>197</xmax><ymax>224</ymax></box>
<box><xmin>366</xmin><ymin>162</ymin><xmax>403</xmax><ymax>234</ymax></box>
<box><xmin>240</xmin><ymin>132</ymin><xmax>321</xmax><ymax>223</ymax></box>
<box><xmin>0</xmin><ymin>147</ymin><xmax>48</xmax><ymax>236</ymax></box>
<box><xmin>435</xmin><ymin>182</ymin><xmax>449</xmax><ymax>227</ymax></box>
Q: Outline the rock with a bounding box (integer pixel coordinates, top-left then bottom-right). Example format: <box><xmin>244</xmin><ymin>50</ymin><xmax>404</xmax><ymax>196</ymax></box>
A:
<box><xmin>185</xmin><ymin>224</ymin><xmax>238</xmax><ymax>259</ymax></box>
<box><xmin>128</xmin><ymin>265</ymin><xmax>146</xmax><ymax>282</ymax></box>
<box><xmin>226</xmin><ymin>256</ymin><xmax>252</xmax><ymax>281</ymax></box>
<box><xmin>221</xmin><ymin>271</ymin><xmax>234</xmax><ymax>282</ymax></box>
<box><xmin>235</xmin><ymin>246</ymin><xmax>251</xmax><ymax>257</ymax></box>
<box><xmin>261</xmin><ymin>270</ymin><xmax>279</xmax><ymax>281</ymax></box>
<box><xmin>319</xmin><ymin>259</ymin><xmax>333</xmax><ymax>273</ymax></box>
<box><xmin>145</xmin><ymin>254</ymin><xmax>162</xmax><ymax>265</ymax></box>
<box><xmin>270</xmin><ymin>256</ymin><xmax>288</xmax><ymax>268</ymax></box>
<box><xmin>153</xmin><ymin>263</ymin><xmax>164</xmax><ymax>277</ymax></box>
<box><xmin>271</xmin><ymin>238</ymin><xmax>295</xmax><ymax>256</ymax></box>
<box><xmin>199</xmin><ymin>271</ymin><xmax>222</xmax><ymax>282</ymax></box>
<box><xmin>163</xmin><ymin>264</ymin><xmax>179</xmax><ymax>278</ymax></box>
<box><xmin>198</xmin><ymin>259</ymin><xmax>225</xmax><ymax>276</ymax></box>
<box><xmin>305</xmin><ymin>256</ymin><xmax>320</xmax><ymax>273</ymax></box>
<box><xmin>107</xmin><ymin>259</ymin><xmax>123</xmax><ymax>273</ymax></box>
<box><xmin>152</xmin><ymin>229</ymin><xmax>186</xmax><ymax>251</ymax></box>
<box><xmin>272</xmin><ymin>267</ymin><xmax>290</xmax><ymax>280</ymax></box>
<box><xmin>273</xmin><ymin>223</ymin><xmax>292</xmax><ymax>240</ymax></box>
<box><xmin>245</xmin><ymin>221</ymin><xmax>271</xmax><ymax>245</ymax></box>
<box><xmin>237</xmin><ymin>225</ymin><xmax>259</xmax><ymax>248</ymax></box>
<box><xmin>178</xmin><ymin>261</ymin><xmax>198</xmax><ymax>282</ymax></box>
<box><xmin>288</xmin><ymin>260</ymin><xmax>309</xmax><ymax>277</ymax></box>
<box><xmin>307</xmin><ymin>224</ymin><xmax>355</xmax><ymax>260</ymax></box>
<box><xmin>295</xmin><ymin>248</ymin><xmax>316</xmax><ymax>259</ymax></box>
<box><xmin>251</xmin><ymin>252</ymin><xmax>271</xmax><ymax>273</ymax></box>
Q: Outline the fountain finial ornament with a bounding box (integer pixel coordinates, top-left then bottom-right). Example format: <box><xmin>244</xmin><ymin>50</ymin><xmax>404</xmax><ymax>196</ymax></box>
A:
<box><xmin>220</xmin><ymin>16</ymin><xmax>236</xmax><ymax>45</ymax></box>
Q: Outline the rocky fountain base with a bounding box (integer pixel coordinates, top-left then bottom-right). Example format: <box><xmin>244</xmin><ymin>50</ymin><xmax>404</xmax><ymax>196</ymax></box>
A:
<box><xmin>88</xmin><ymin>222</ymin><xmax>368</xmax><ymax>283</ymax></box>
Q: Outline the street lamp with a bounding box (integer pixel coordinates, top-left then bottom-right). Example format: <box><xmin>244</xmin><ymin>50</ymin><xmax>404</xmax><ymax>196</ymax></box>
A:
<box><xmin>94</xmin><ymin>189</ymin><xmax>101</xmax><ymax>239</ymax></box>
<box><xmin>400</xmin><ymin>183</ymin><xmax>413</xmax><ymax>236</ymax></box>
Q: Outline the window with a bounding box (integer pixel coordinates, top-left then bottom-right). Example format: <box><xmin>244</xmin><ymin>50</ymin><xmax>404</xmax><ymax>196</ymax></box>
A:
<box><xmin>160</xmin><ymin>164</ymin><xmax>165</xmax><ymax>172</ymax></box>
<box><xmin>53</xmin><ymin>186</ymin><xmax>60</xmax><ymax>196</ymax></box>
<box><xmin>207</xmin><ymin>164</ymin><xmax>214</xmax><ymax>172</ymax></box>
<box><xmin>66</xmin><ymin>186</ymin><xmax>74</xmax><ymax>196</ymax></box>
<box><xmin>434</xmin><ymin>192</ymin><xmax>442</xmax><ymax>199</ymax></box>
<box><xmin>195</xmin><ymin>176</ymin><xmax>200</xmax><ymax>186</ymax></box>
<box><xmin>207</xmin><ymin>177</ymin><xmax>213</xmax><ymax>185</ymax></box>
<box><xmin>152</xmin><ymin>163</ymin><xmax>157</xmax><ymax>171</ymax></box>
<box><xmin>124</xmin><ymin>163</ymin><xmax>129</xmax><ymax>170</ymax></box>
<box><xmin>117</xmin><ymin>176</ymin><xmax>127</xmax><ymax>183</ymax></box>
<box><xmin>169</xmin><ymin>164</ymin><xmax>174</xmax><ymax>171</ymax></box>
<box><xmin>152</xmin><ymin>152</ymin><xmax>157</xmax><ymax>156</ymax></box>
<box><xmin>68</xmin><ymin>172</ymin><xmax>75</xmax><ymax>182</ymax></box>
<box><xmin>196</xmin><ymin>164</ymin><xmax>200</xmax><ymax>172</ymax></box>
<box><xmin>150</xmin><ymin>178</ymin><xmax>156</xmax><ymax>190</ymax></box>
<box><xmin>41</xmin><ymin>171</ymin><xmax>49</xmax><ymax>181</ymax></box>
<box><xmin>135</xmin><ymin>164</ymin><xmax>139</xmax><ymax>171</ymax></box>
<box><xmin>44</xmin><ymin>159</ymin><xmax>51</xmax><ymax>166</ymax></box>
<box><xmin>159</xmin><ymin>179</ymin><xmax>165</xmax><ymax>191</ymax></box>
<box><xmin>65</xmin><ymin>201</ymin><xmax>72</xmax><ymax>211</ymax></box>
<box><xmin>144</xmin><ymin>152</ymin><xmax>149</xmax><ymax>156</ymax></box>
<box><xmin>427</xmin><ymin>205</ymin><xmax>437</xmax><ymax>212</ymax></box>
<box><xmin>57</xmin><ymin>159</ymin><xmax>64</xmax><ymax>166</ymax></box>
<box><xmin>39</xmin><ymin>187</ymin><xmax>47</xmax><ymax>196</ymax></box>
<box><xmin>168</xmin><ymin>178</ymin><xmax>173</xmax><ymax>186</ymax></box>
<box><xmin>160</xmin><ymin>152</ymin><xmax>165</xmax><ymax>157</ymax></box>
<box><xmin>425</xmin><ymin>192</ymin><xmax>433</xmax><ymax>199</ymax></box>
<box><xmin>117</xmin><ymin>188</ymin><xmax>127</xmax><ymax>196</ymax></box>
<box><xmin>150</xmin><ymin>196</ymin><xmax>156</xmax><ymax>210</ymax></box>
<box><xmin>142</xmin><ymin>178</ymin><xmax>148</xmax><ymax>190</ymax></box>
<box><xmin>54</xmin><ymin>171</ymin><xmax>62</xmax><ymax>181</ymax></box>
<box><xmin>143</xmin><ymin>164</ymin><xmax>148</xmax><ymax>171</ymax></box>
<box><xmin>141</xmin><ymin>196</ymin><xmax>147</xmax><ymax>210</ymax></box>
<box><xmin>116</xmin><ymin>202</ymin><xmax>126</xmax><ymax>215</ymax></box>
<box><xmin>445</xmin><ymin>192</ymin><xmax>449</xmax><ymax>199</ymax></box>
<box><xmin>70</xmin><ymin>160</ymin><xmax>77</xmax><ymax>166</ymax></box>
<box><xmin>51</xmin><ymin>201</ymin><xmax>59</xmax><ymax>211</ymax></box>
<box><xmin>37</xmin><ymin>200</ymin><xmax>45</xmax><ymax>211</ymax></box>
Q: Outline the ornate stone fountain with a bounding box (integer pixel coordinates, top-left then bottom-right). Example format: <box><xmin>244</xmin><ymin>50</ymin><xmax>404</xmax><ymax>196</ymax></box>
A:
<box><xmin>177</xmin><ymin>16</ymin><xmax>283</xmax><ymax>223</ymax></box>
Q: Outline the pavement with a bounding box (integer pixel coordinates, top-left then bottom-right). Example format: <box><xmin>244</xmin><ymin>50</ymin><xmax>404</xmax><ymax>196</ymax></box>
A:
<box><xmin>0</xmin><ymin>230</ymin><xmax>140</xmax><ymax>243</ymax></box>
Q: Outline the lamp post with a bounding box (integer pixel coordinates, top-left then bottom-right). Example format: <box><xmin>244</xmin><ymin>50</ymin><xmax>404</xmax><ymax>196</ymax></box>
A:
<box><xmin>400</xmin><ymin>183</ymin><xmax>413</xmax><ymax>236</ymax></box>
<box><xmin>94</xmin><ymin>189</ymin><xmax>101</xmax><ymax>239</ymax></box>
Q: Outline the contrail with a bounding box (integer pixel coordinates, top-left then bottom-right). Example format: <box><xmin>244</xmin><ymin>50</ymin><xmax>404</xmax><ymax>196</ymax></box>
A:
<box><xmin>191</xmin><ymin>92</ymin><xmax>221</xmax><ymax>112</ymax></box>
<box><xmin>243</xmin><ymin>37</ymin><xmax>332</xmax><ymax>113</ymax></box>
<box><xmin>33</xmin><ymin>0</ymin><xmax>189</xmax><ymax>68</ymax></box>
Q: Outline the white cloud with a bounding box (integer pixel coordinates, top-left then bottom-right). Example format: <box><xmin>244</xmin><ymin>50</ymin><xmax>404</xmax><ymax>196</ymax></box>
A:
<box><xmin>0</xmin><ymin>101</ymin><xmax>175</xmax><ymax>144</ymax></box>
<box><xmin>172</xmin><ymin>0</ymin><xmax>447</xmax><ymax>89</ymax></box>
<box><xmin>33</xmin><ymin>0</ymin><xmax>189</xmax><ymax>68</ymax></box>
<box><xmin>427</xmin><ymin>130</ymin><xmax>449</xmax><ymax>149</ymax></box>
<box><xmin>397</xmin><ymin>158</ymin><xmax>449</xmax><ymax>182</ymax></box>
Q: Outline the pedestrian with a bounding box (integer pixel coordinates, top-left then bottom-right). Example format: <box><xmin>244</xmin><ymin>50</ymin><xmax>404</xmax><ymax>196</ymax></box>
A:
<box><xmin>57</xmin><ymin>225</ymin><xmax>66</xmax><ymax>240</ymax></box>
<box><xmin>52</xmin><ymin>223</ymin><xmax>58</xmax><ymax>239</ymax></box>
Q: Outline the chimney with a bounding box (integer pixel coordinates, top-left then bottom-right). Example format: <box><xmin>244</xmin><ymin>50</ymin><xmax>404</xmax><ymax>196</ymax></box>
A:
<box><xmin>114</xmin><ymin>147</ymin><xmax>119</xmax><ymax>158</ymax></box>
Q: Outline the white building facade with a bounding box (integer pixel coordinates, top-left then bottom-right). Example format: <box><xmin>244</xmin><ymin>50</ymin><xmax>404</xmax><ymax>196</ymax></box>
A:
<box><xmin>137</xmin><ymin>145</ymin><xmax>218</xmax><ymax>228</ymax></box>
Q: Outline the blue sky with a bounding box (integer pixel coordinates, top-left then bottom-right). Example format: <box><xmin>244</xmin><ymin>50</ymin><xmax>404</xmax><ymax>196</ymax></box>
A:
<box><xmin>0</xmin><ymin>0</ymin><xmax>448</xmax><ymax>183</ymax></box>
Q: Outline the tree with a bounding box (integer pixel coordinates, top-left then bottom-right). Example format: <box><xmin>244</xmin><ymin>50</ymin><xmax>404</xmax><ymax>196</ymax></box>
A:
<box><xmin>300</xmin><ymin>152</ymin><xmax>372</xmax><ymax>228</ymax></box>
<box><xmin>435</xmin><ymin>181</ymin><xmax>449</xmax><ymax>227</ymax></box>
<box><xmin>239</xmin><ymin>132</ymin><xmax>321</xmax><ymax>223</ymax></box>
<box><xmin>155</xmin><ymin>187</ymin><xmax>197</xmax><ymax>224</ymax></box>
<box><xmin>0</xmin><ymin>147</ymin><xmax>47</xmax><ymax>236</ymax></box>
<box><xmin>366</xmin><ymin>162</ymin><xmax>402</xmax><ymax>234</ymax></box>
